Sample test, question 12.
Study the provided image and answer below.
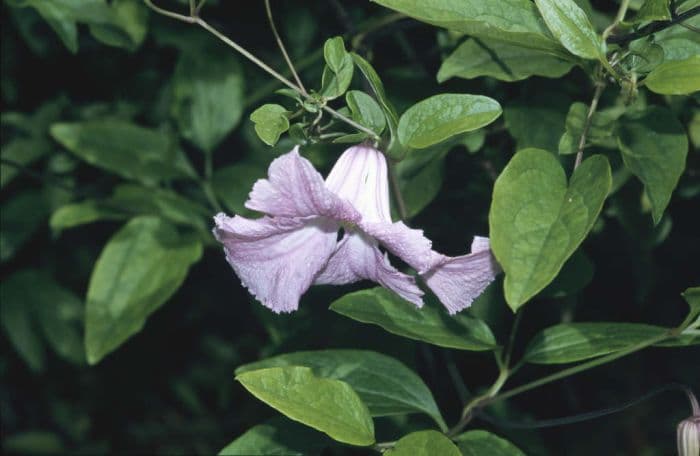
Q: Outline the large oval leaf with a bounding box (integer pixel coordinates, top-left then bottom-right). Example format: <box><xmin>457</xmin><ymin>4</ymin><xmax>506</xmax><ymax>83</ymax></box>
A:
<box><xmin>236</xmin><ymin>349</ymin><xmax>446</xmax><ymax>430</ymax></box>
<box><xmin>385</xmin><ymin>430</ymin><xmax>460</xmax><ymax>456</ymax></box>
<box><xmin>50</xmin><ymin>121</ymin><xmax>194</xmax><ymax>183</ymax></box>
<box><xmin>489</xmin><ymin>149</ymin><xmax>611</xmax><ymax>310</ymax></box>
<box><xmin>438</xmin><ymin>38</ymin><xmax>574</xmax><ymax>83</ymax></box>
<box><xmin>398</xmin><ymin>94</ymin><xmax>501</xmax><ymax>149</ymax></box>
<box><xmin>523</xmin><ymin>322</ymin><xmax>670</xmax><ymax>364</ymax></box>
<box><xmin>172</xmin><ymin>47</ymin><xmax>245</xmax><ymax>153</ymax></box>
<box><xmin>330</xmin><ymin>288</ymin><xmax>497</xmax><ymax>351</ymax></box>
<box><xmin>644</xmin><ymin>56</ymin><xmax>700</xmax><ymax>95</ymax></box>
<box><xmin>534</xmin><ymin>0</ymin><xmax>605</xmax><ymax>60</ymax></box>
<box><xmin>236</xmin><ymin>366</ymin><xmax>375</xmax><ymax>446</ymax></box>
<box><xmin>371</xmin><ymin>0</ymin><xmax>564</xmax><ymax>55</ymax></box>
<box><xmin>85</xmin><ymin>216</ymin><xmax>203</xmax><ymax>364</ymax></box>
<box><xmin>617</xmin><ymin>107</ymin><xmax>688</xmax><ymax>224</ymax></box>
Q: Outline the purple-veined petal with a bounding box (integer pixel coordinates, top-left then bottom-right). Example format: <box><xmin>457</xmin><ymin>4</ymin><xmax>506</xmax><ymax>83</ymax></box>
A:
<box><xmin>246</xmin><ymin>147</ymin><xmax>360</xmax><ymax>223</ymax></box>
<box><xmin>421</xmin><ymin>236</ymin><xmax>500</xmax><ymax>314</ymax></box>
<box><xmin>213</xmin><ymin>213</ymin><xmax>337</xmax><ymax>313</ymax></box>
<box><xmin>360</xmin><ymin>220</ymin><xmax>435</xmax><ymax>273</ymax></box>
<box><xmin>315</xmin><ymin>231</ymin><xmax>424</xmax><ymax>307</ymax></box>
<box><xmin>325</xmin><ymin>145</ymin><xmax>392</xmax><ymax>223</ymax></box>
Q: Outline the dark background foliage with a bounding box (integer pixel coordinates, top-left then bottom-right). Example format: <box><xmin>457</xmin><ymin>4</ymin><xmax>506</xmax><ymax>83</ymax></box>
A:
<box><xmin>1</xmin><ymin>0</ymin><xmax>698</xmax><ymax>454</ymax></box>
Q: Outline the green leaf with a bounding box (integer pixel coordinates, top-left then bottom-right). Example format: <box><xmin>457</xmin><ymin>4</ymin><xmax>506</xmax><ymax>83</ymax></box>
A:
<box><xmin>534</xmin><ymin>0</ymin><xmax>605</xmax><ymax>60</ymax></box>
<box><xmin>1</xmin><ymin>270</ymin><xmax>86</xmax><ymax>368</ymax></box>
<box><xmin>397</xmin><ymin>94</ymin><xmax>501</xmax><ymax>149</ymax></box>
<box><xmin>321</xmin><ymin>54</ymin><xmax>354</xmax><ymax>100</ymax></box>
<box><xmin>559</xmin><ymin>102</ymin><xmax>622</xmax><ymax>154</ymax></box>
<box><xmin>438</xmin><ymin>38</ymin><xmax>575</xmax><ymax>83</ymax></box>
<box><xmin>212</xmin><ymin>163</ymin><xmax>267</xmax><ymax>215</ymax></box>
<box><xmin>236</xmin><ymin>366</ymin><xmax>375</xmax><ymax>446</ymax></box>
<box><xmin>323</xmin><ymin>36</ymin><xmax>347</xmax><ymax>73</ymax></box>
<box><xmin>489</xmin><ymin>149</ymin><xmax>611</xmax><ymax>310</ymax></box>
<box><xmin>0</xmin><ymin>190</ymin><xmax>49</xmax><ymax>263</ymax></box>
<box><xmin>395</xmin><ymin>144</ymin><xmax>451</xmax><ymax>218</ymax></box>
<box><xmin>505</xmin><ymin>95</ymin><xmax>570</xmax><ymax>153</ymax></box>
<box><xmin>1</xmin><ymin>138</ymin><xmax>51</xmax><ymax>189</ymax></box>
<box><xmin>540</xmin><ymin>250</ymin><xmax>594</xmax><ymax>298</ymax></box>
<box><xmin>523</xmin><ymin>322</ymin><xmax>675</xmax><ymax>364</ymax></box>
<box><xmin>250</xmin><ymin>104</ymin><xmax>290</xmax><ymax>146</ymax></box>
<box><xmin>680</xmin><ymin>286</ymin><xmax>700</xmax><ymax>328</ymax></box>
<box><xmin>330</xmin><ymin>287</ymin><xmax>497</xmax><ymax>351</ymax></box>
<box><xmin>385</xmin><ymin>430</ymin><xmax>460</xmax><ymax>456</ymax></box>
<box><xmin>89</xmin><ymin>0</ymin><xmax>148</xmax><ymax>52</ymax></box>
<box><xmin>0</xmin><ymin>273</ymin><xmax>46</xmax><ymax>371</ymax></box>
<box><xmin>371</xmin><ymin>0</ymin><xmax>565</xmax><ymax>55</ymax></box>
<box><xmin>236</xmin><ymin>350</ymin><xmax>446</xmax><ymax>430</ymax></box>
<box><xmin>351</xmin><ymin>53</ymin><xmax>399</xmax><ymax>136</ymax></box>
<box><xmin>172</xmin><ymin>48</ymin><xmax>245</xmax><ymax>153</ymax></box>
<box><xmin>219</xmin><ymin>417</ymin><xmax>331</xmax><ymax>456</ymax></box>
<box><xmin>454</xmin><ymin>430</ymin><xmax>526</xmax><ymax>456</ymax></box>
<box><xmin>346</xmin><ymin>90</ymin><xmax>386</xmax><ymax>135</ymax></box>
<box><xmin>617</xmin><ymin>107</ymin><xmax>688</xmax><ymax>224</ymax></box>
<box><xmin>50</xmin><ymin>121</ymin><xmax>192</xmax><ymax>183</ymax></box>
<box><xmin>50</xmin><ymin>200</ymin><xmax>127</xmax><ymax>232</ymax></box>
<box><xmin>634</xmin><ymin>0</ymin><xmax>671</xmax><ymax>22</ymax></box>
<box><xmin>644</xmin><ymin>55</ymin><xmax>700</xmax><ymax>95</ymax></box>
<box><xmin>85</xmin><ymin>216</ymin><xmax>203</xmax><ymax>364</ymax></box>
<box><xmin>2</xmin><ymin>431</ymin><xmax>64</xmax><ymax>455</ymax></box>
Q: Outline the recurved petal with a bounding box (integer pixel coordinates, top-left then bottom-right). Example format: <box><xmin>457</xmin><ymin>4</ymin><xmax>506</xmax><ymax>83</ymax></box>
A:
<box><xmin>421</xmin><ymin>236</ymin><xmax>500</xmax><ymax>315</ymax></box>
<box><xmin>213</xmin><ymin>213</ymin><xmax>337</xmax><ymax>313</ymax></box>
<box><xmin>245</xmin><ymin>147</ymin><xmax>360</xmax><ymax>223</ymax></box>
<box><xmin>315</xmin><ymin>232</ymin><xmax>424</xmax><ymax>307</ymax></box>
<box><xmin>360</xmin><ymin>220</ymin><xmax>435</xmax><ymax>273</ymax></box>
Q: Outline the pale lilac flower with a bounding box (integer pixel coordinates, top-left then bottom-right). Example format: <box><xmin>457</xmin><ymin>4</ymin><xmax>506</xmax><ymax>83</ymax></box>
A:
<box><xmin>213</xmin><ymin>145</ymin><xmax>499</xmax><ymax>314</ymax></box>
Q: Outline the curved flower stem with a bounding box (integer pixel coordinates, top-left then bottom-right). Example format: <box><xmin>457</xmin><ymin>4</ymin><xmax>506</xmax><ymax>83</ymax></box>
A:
<box><xmin>387</xmin><ymin>163</ymin><xmax>408</xmax><ymax>220</ymax></box>
<box><xmin>264</xmin><ymin>0</ymin><xmax>307</xmax><ymax>96</ymax></box>
<box><xmin>143</xmin><ymin>0</ymin><xmax>379</xmax><ymax>141</ymax></box>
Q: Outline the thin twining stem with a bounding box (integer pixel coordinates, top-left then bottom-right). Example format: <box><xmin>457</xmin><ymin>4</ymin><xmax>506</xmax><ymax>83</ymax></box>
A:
<box><xmin>143</xmin><ymin>1</ymin><xmax>379</xmax><ymax>140</ymax></box>
<box><xmin>574</xmin><ymin>80</ymin><xmax>606</xmax><ymax>170</ymax></box>
<box><xmin>264</xmin><ymin>0</ymin><xmax>307</xmax><ymax>96</ymax></box>
<box><xmin>603</xmin><ymin>0</ymin><xmax>630</xmax><ymax>40</ymax></box>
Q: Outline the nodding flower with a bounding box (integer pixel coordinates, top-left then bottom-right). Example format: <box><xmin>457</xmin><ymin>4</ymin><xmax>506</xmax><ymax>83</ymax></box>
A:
<box><xmin>678</xmin><ymin>389</ymin><xmax>700</xmax><ymax>456</ymax></box>
<box><xmin>213</xmin><ymin>144</ymin><xmax>499</xmax><ymax>314</ymax></box>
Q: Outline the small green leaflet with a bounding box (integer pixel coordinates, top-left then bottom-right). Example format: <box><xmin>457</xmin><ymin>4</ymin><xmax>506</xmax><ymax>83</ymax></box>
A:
<box><xmin>397</xmin><ymin>94</ymin><xmax>501</xmax><ymax>149</ymax></box>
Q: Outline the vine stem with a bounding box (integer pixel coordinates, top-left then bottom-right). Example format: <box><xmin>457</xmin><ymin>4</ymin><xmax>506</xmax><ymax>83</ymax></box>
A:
<box><xmin>484</xmin><ymin>330</ymin><xmax>673</xmax><ymax>407</ymax></box>
<box><xmin>574</xmin><ymin>80</ymin><xmax>606</xmax><ymax>170</ymax></box>
<box><xmin>143</xmin><ymin>0</ymin><xmax>379</xmax><ymax>141</ymax></box>
<box><xmin>603</xmin><ymin>0</ymin><xmax>630</xmax><ymax>41</ymax></box>
<box><xmin>263</xmin><ymin>0</ymin><xmax>307</xmax><ymax>96</ymax></box>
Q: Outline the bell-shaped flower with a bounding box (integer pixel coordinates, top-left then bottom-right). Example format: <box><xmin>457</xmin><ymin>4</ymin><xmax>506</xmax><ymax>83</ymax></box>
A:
<box><xmin>213</xmin><ymin>144</ymin><xmax>499</xmax><ymax>314</ymax></box>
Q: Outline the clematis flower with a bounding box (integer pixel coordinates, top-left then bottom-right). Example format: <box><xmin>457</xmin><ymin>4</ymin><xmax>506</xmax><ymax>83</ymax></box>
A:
<box><xmin>213</xmin><ymin>144</ymin><xmax>499</xmax><ymax>314</ymax></box>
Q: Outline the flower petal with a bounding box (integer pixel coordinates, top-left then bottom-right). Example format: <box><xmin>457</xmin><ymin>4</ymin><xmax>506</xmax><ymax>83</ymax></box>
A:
<box><xmin>325</xmin><ymin>145</ymin><xmax>392</xmax><ymax>223</ymax></box>
<box><xmin>315</xmin><ymin>232</ymin><xmax>424</xmax><ymax>307</ymax></box>
<box><xmin>421</xmin><ymin>237</ymin><xmax>500</xmax><ymax>314</ymax></box>
<box><xmin>246</xmin><ymin>147</ymin><xmax>360</xmax><ymax>222</ymax></box>
<box><xmin>360</xmin><ymin>220</ymin><xmax>435</xmax><ymax>273</ymax></box>
<box><xmin>213</xmin><ymin>213</ymin><xmax>337</xmax><ymax>313</ymax></box>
